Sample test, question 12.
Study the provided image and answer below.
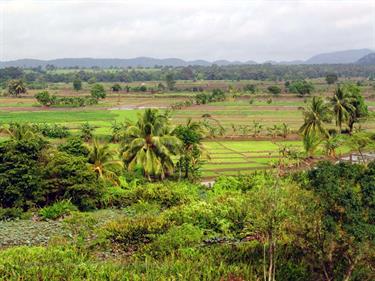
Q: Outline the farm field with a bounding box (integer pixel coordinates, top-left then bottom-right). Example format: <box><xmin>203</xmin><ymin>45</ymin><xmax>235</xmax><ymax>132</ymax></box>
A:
<box><xmin>1</xmin><ymin>88</ymin><xmax>369</xmax><ymax>179</ymax></box>
<box><xmin>0</xmin><ymin>79</ymin><xmax>374</xmax><ymax>180</ymax></box>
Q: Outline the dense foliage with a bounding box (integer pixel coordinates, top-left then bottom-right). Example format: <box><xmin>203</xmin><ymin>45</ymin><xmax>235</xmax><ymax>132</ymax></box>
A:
<box><xmin>2</xmin><ymin>64</ymin><xmax>375</xmax><ymax>85</ymax></box>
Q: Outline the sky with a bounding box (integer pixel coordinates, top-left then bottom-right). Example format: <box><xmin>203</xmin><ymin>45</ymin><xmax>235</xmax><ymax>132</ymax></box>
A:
<box><xmin>0</xmin><ymin>0</ymin><xmax>374</xmax><ymax>62</ymax></box>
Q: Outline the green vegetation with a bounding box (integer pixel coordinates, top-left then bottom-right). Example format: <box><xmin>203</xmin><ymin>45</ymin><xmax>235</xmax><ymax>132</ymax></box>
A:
<box><xmin>0</xmin><ymin>71</ymin><xmax>374</xmax><ymax>280</ymax></box>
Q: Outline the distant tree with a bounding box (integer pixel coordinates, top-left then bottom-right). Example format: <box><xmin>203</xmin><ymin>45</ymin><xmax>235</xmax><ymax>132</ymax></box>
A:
<box><xmin>157</xmin><ymin>82</ymin><xmax>166</xmax><ymax>91</ymax></box>
<box><xmin>243</xmin><ymin>84</ymin><xmax>256</xmax><ymax>93</ymax></box>
<box><xmin>210</xmin><ymin>88</ymin><xmax>226</xmax><ymax>102</ymax></box>
<box><xmin>34</xmin><ymin>91</ymin><xmax>56</xmax><ymax>107</ymax></box>
<box><xmin>329</xmin><ymin>86</ymin><xmax>355</xmax><ymax>131</ymax></box>
<box><xmin>73</xmin><ymin>78</ymin><xmax>82</xmax><ymax>91</ymax></box>
<box><xmin>267</xmin><ymin>85</ymin><xmax>281</xmax><ymax>96</ymax></box>
<box><xmin>45</xmin><ymin>64</ymin><xmax>56</xmax><ymax>71</ymax></box>
<box><xmin>299</xmin><ymin>96</ymin><xmax>331</xmax><ymax>138</ymax></box>
<box><xmin>111</xmin><ymin>83</ymin><xmax>122</xmax><ymax>92</ymax></box>
<box><xmin>165</xmin><ymin>73</ymin><xmax>176</xmax><ymax>90</ymax></box>
<box><xmin>7</xmin><ymin>79</ymin><xmax>27</xmax><ymax>97</ymax></box>
<box><xmin>342</xmin><ymin>84</ymin><xmax>368</xmax><ymax>134</ymax></box>
<box><xmin>90</xmin><ymin>84</ymin><xmax>106</xmax><ymax>99</ymax></box>
<box><xmin>325</xmin><ymin>73</ymin><xmax>338</xmax><ymax>84</ymax></box>
<box><xmin>288</xmin><ymin>80</ymin><xmax>314</xmax><ymax>96</ymax></box>
<box><xmin>87</xmin><ymin>77</ymin><xmax>96</xmax><ymax>84</ymax></box>
<box><xmin>80</xmin><ymin>122</ymin><xmax>95</xmax><ymax>142</ymax></box>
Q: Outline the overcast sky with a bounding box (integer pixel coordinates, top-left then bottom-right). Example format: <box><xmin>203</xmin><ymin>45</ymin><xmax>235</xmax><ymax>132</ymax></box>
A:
<box><xmin>0</xmin><ymin>0</ymin><xmax>374</xmax><ymax>62</ymax></box>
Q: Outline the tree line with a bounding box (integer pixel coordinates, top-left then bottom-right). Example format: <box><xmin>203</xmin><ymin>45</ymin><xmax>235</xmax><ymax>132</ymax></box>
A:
<box><xmin>1</xmin><ymin>63</ymin><xmax>375</xmax><ymax>85</ymax></box>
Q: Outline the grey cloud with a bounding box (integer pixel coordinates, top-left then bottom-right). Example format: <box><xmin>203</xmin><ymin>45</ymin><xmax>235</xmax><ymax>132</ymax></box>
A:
<box><xmin>0</xmin><ymin>0</ymin><xmax>374</xmax><ymax>62</ymax></box>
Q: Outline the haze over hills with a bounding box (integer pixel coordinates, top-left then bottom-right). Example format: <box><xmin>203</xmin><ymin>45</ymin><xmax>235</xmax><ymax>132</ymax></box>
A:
<box><xmin>356</xmin><ymin>53</ymin><xmax>375</xmax><ymax>65</ymax></box>
<box><xmin>0</xmin><ymin>49</ymin><xmax>373</xmax><ymax>68</ymax></box>
<box><xmin>304</xmin><ymin>49</ymin><xmax>373</xmax><ymax>64</ymax></box>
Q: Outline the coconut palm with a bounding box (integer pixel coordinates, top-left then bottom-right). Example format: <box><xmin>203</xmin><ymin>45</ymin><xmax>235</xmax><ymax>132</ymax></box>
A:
<box><xmin>173</xmin><ymin>118</ymin><xmax>208</xmax><ymax>180</ymax></box>
<box><xmin>303</xmin><ymin>132</ymin><xmax>322</xmax><ymax>158</ymax></box>
<box><xmin>88</xmin><ymin>139</ymin><xmax>123</xmax><ymax>184</ymax></box>
<box><xmin>121</xmin><ymin>109</ymin><xmax>181</xmax><ymax>180</ymax></box>
<box><xmin>7</xmin><ymin>79</ymin><xmax>27</xmax><ymax>97</ymax></box>
<box><xmin>329</xmin><ymin>86</ymin><xmax>355</xmax><ymax>132</ymax></box>
<box><xmin>323</xmin><ymin>134</ymin><xmax>343</xmax><ymax>159</ymax></box>
<box><xmin>299</xmin><ymin>96</ymin><xmax>331</xmax><ymax>138</ymax></box>
<box><xmin>0</xmin><ymin>122</ymin><xmax>37</xmax><ymax>140</ymax></box>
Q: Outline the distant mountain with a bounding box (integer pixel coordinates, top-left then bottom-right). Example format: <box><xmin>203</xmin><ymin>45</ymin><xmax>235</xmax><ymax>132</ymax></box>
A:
<box><xmin>1</xmin><ymin>49</ymin><xmax>374</xmax><ymax>68</ymax></box>
<box><xmin>0</xmin><ymin>57</ymin><xmax>256</xmax><ymax>68</ymax></box>
<box><xmin>305</xmin><ymin>49</ymin><xmax>373</xmax><ymax>64</ymax></box>
<box><xmin>356</xmin><ymin>53</ymin><xmax>375</xmax><ymax>65</ymax></box>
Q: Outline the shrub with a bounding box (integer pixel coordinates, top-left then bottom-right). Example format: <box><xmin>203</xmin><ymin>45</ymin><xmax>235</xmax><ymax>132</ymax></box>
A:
<box><xmin>39</xmin><ymin>200</ymin><xmax>78</xmax><ymax>220</ymax></box>
<box><xmin>122</xmin><ymin>181</ymin><xmax>201</xmax><ymax>208</ymax></box>
<box><xmin>100</xmin><ymin>186</ymin><xmax>129</xmax><ymax>208</ymax></box>
<box><xmin>165</xmin><ymin>192</ymin><xmax>248</xmax><ymax>237</ymax></box>
<box><xmin>42</xmin><ymin>151</ymin><xmax>104</xmax><ymax>211</ymax></box>
<box><xmin>111</xmin><ymin>83</ymin><xmax>122</xmax><ymax>92</ymax></box>
<box><xmin>58</xmin><ymin>136</ymin><xmax>89</xmax><ymax>157</ymax></box>
<box><xmin>147</xmin><ymin>223</ymin><xmax>203</xmax><ymax>256</ymax></box>
<box><xmin>73</xmin><ymin>78</ymin><xmax>82</xmax><ymax>91</ymax></box>
<box><xmin>80</xmin><ymin>122</ymin><xmax>94</xmax><ymax>141</ymax></box>
<box><xmin>243</xmin><ymin>84</ymin><xmax>256</xmax><ymax>93</ymax></box>
<box><xmin>0</xmin><ymin>207</ymin><xmax>23</xmax><ymax>220</ymax></box>
<box><xmin>90</xmin><ymin>84</ymin><xmax>106</xmax><ymax>99</ymax></box>
<box><xmin>101</xmin><ymin>214</ymin><xmax>169</xmax><ymax>246</ymax></box>
<box><xmin>33</xmin><ymin>123</ymin><xmax>70</xmax><ymax>138</ymax></box>
<box><xmin>267</xmin><ymin>85</ymin><xmax>281</xmax><ymax>95</ymax></box>
<box><xmin>34</xmin><ymin>91</ymin><xmax>57</xmax><ymax>106</ymax></box>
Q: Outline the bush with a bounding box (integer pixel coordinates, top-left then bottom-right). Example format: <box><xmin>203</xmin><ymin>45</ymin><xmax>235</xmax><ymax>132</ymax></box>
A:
<box><xmin>267</xmin><ymin>85</ymin><xmax>281</xmax><ymax>95</ymax></box>
<box><xmin>90</xmin><ymin>84</ymin><xmax>106</xmax><ymax>99</ymax></box>
<box><xmin>58</xmin><ymin>136</ymin><xmax>89</xmax><ymax>157</ymax></box>
<box><xmin>100</xmin><ymin>186</ymin><xmax>129</xmax><ymax>208</ymax></box>
<box><xmin>243</xmin><ymin>84</ymin><xmax>256</xmax><ymax>93</ymax></box>
<box><xmin>39</xmin><ymin>200</ymin><xmax>78</xmax><ymax>220</ymax></box>
<box><xmin>101</xmin><ymin>214</ymin><xmax>169</xmax><ymax>246</ymax></box>
<box><xmin>34</xmin><ymin>91</ymin><xmax>57</xmax><ymax>106</ymax></box>
<box><xmin>33</xmin><ymin>123</ymin><xmax>70</xmax><ymax>138</ymax></box>
<box><xmin>0</xmin><ymin>207</ymin><xmax>23</xmax><ymax>220</ymax></box>
<box><xmin>147</xmin><ymin>223</ymin><xmax>203</xmax><ymax>256</ymax></box>
<box><xmin>42</xmin><ymin>151</ymin><xmax>104</xmax><ymax>211</ymax></box>
<box><xmin>80</xmin><ymin>122</ymin><xmax>94</xmax><ymax>141</ymax></box>
<box><xmin>165</xmin><ymin>192</ymin><xmax>248</xmax><ymax>236</ymax></box>
<box><xmin>122</xmin><ymin>181</ymin><xmax>201</xmax><ymax>208</ymax></box>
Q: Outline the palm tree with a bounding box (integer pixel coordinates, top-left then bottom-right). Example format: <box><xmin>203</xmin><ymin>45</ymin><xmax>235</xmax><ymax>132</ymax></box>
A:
<box><xmin>0</xmin><ymin>122</ymin><xmax>37</xmax><ymax>140</ymax></box>
<box><xmin>323</xmin><ymin>134</ymin><xmax>343</xmax><ymax>159</ymax></box>
<box><xmin>303</xmin><ymin>132</ymin><xmax>322</xmax><ymax>158</ymax></box>
<box><xmin>121</xmin><ymin>109</ymin><xmax>181</xmax><ymax>180</ymax></box>
<box><xmin>173</xmin><ymin>118</ymin><xmax>208</xmax><ymax>180</ymax></box>
<box><xmin>7</xmin><ymin>79</ymin><xmax>27</xmax><ymax>97</ymax></box>
<box><xmin>88</xmin><ymin>138</ymin><xmax>123</xmax><ymax>184</ymax></box>
<box><xmin>299</xmin><ymin>96</ymin><xmax>331</xmax><ymax>138</ymax></box>
<box><xmin>329</xmin><ymin>87</ymin><xmax>355</xmax><ymax>132</ymax></box>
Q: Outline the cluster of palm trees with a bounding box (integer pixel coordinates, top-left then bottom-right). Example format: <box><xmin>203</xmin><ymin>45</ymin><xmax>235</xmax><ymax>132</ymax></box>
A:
<box><xmin>120</xmin><ymin>109</ymin><xmax>207</xmax><ymax>181</ymax></box>
<box><xmin>299</xmin><ymin>84</ymin><xmax>368</xmax><ymax>158</ymax></box>
<box><xmin>0</xmin><ymin>110</ymin><xmax>207</xmax><ymax>183</ymax></box>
